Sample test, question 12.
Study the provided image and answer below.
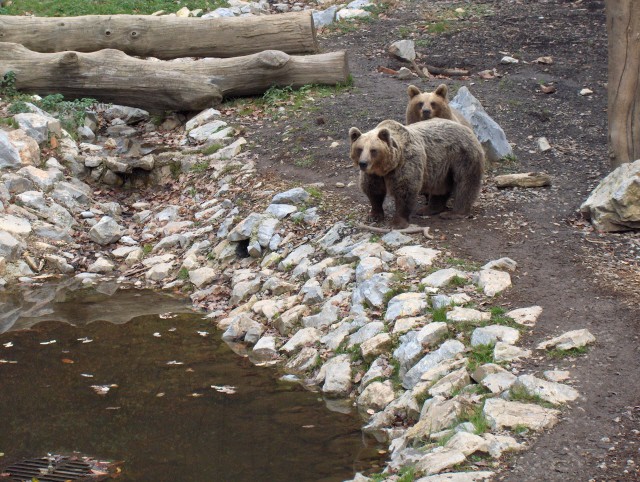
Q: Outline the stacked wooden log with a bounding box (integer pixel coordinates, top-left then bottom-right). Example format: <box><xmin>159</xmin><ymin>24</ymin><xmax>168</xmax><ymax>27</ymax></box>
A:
<box><xmin>0</xmin><ymin>12</ymin><xmax>350</xmax><ymax>111</ymax></box>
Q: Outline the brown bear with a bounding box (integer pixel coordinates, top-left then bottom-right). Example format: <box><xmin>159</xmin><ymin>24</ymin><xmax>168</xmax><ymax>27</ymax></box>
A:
<box><xmin>406</xmin><ymin>84</ymin><xmax>473</xmax><ymax>131</ymax></box>
<box><xmin>349</xmin><ymin>118</ymin><xmax>484</xmax><ymax>228</ymax></box>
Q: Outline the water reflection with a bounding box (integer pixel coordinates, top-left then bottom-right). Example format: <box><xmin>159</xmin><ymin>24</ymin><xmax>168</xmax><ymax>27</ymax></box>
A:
<box><xmin>0</xmin><ymin>285</ymin><xmax>383</xmax><ymax>481</ymax></box>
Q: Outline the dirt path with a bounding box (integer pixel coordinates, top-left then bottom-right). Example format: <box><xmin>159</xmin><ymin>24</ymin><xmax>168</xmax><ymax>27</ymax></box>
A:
<box><xmin>232</xmin><ymin>0</ymin><xmax>640</xmax><ymax>479</ymax></box>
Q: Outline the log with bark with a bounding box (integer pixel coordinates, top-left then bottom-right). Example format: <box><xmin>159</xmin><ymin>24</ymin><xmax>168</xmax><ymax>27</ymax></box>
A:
<box><xmin>0</xmin><ymin>11</ymin><xmax>318</xmax><ymax>59</ymax></box>
<box><xmin>0</xmin><ymin>43</ymin><xmax>350</xmax><ymax>112</ymax></box>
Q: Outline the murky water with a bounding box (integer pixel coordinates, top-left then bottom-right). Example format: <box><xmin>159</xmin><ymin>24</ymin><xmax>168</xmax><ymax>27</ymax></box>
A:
<box><xmin>0</xmin><ymin>283</ymin><xmax>383</xmax><ymax>481</ymax></box>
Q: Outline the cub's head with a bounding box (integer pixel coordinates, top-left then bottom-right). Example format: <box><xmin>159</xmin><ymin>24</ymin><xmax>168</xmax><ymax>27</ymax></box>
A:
<box><xmin>349</xmin><ymin>126</ymin><xmax>399</xmax><ymax>177</ymax></box>
<box><xmin>406</xmin><ymin>83</ymin><xmax>452</xmax><ymax>124</ymax></box>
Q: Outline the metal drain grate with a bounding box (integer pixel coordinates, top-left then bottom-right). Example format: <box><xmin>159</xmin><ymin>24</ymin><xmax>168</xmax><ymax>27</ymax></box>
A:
<box><xmin>1</xmin><ymin>455</ymin><xmax>115</xmax><ymax>481</ymax></box>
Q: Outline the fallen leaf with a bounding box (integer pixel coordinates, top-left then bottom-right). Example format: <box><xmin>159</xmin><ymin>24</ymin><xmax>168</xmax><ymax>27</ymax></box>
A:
<box><xmin>377</xmin><ymin>66</ymin><xmax>398</xmax><ymax>75</ymax></box>
<box><xmin>211</xmin><ymin>385</ymin><xmax>237</xmax><ymax>394</ymax></box>
<box><xmin>540</xmin><ymin>84</ymin><xmax>557</xmax><ymax>94</ymax></box>
<box><xmin>61</xmin><ymin>358</ymin><xmax>75</xmax><ymax>364</ymax></box>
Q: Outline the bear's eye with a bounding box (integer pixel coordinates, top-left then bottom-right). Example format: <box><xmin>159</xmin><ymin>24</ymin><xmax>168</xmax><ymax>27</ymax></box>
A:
<box><xmin>370</xmin><ymin>149</ymin><xmax>378</xmax><ymax>156</ymax></box>
<box><xmin>355</xmin><ymin>148</ymin><xmax>363</xmax><ymax>156</ymax></box>
<box><xmin>430</xmin><ymin>101</ymin><xmax>437</xmax><ymax>107</ymax></box>
<box><xmin>417</xmin><ymin>101</ymin><xmax>424</xmax><ymax>108</ymax></box>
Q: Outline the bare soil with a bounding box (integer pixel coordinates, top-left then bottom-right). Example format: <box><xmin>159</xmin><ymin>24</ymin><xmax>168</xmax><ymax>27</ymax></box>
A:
<box><xmin>227</xmin><ymin>0</ymin><xmax>640</xmax><ymax>479</ymax></box>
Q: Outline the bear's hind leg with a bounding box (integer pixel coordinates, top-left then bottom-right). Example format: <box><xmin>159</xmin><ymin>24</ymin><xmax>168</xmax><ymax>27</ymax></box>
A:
<box><xmin>417</xmin><ymin>194</ymin><xmax>450</xmax><ymax>216</ymax></box>
<box><xmin>444</xmin><ymin>165</ymin><xmax>482</xmax><ymax>219</ymax></box>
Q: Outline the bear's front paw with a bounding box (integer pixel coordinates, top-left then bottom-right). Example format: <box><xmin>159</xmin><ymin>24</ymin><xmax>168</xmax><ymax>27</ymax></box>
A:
<box><xmin>391</xmin><ymin>217</ymin><xmax>410</xmax><ymax>229</ymax></box>
<box><xmin>367</xmin><ymin>210</ymin><xmax>385</xmax><ymax>223</ymax></box>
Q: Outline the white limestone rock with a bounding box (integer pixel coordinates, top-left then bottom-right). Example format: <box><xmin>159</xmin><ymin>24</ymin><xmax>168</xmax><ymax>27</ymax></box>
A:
<box><xmin>494</xmin><ymin>342</ymin><xmax>531</xmax><ymax>362</ymax></box>
<box><xmin>506</xmin><ymin>306</ymin><xmax>543</xmax><ymax>326</ymax></box>
<box><xmin>537</xmin><ymin>328</ymin><xmax>595</xmax><ymax>351</ymax></box>
<box><xmin>421</xmin><ymin>268</ymin><xmax>468</xmax><ymax>288</ymax></box>
<box><xmin>483</xmin><ymin>398</ymin><xmax>560</xmax><ymax>431</ymax></box>
<box><xmin>89</xmin><ymin>216</ymin><xmax>123</xmax><ymax>245</ymax></box>
<box><xmin>470</xmin><ymin>325</ymin><xmax>520</xmax><ymax>347</ymax></box>
<box><xmin>280</xmin><ymin>327</ymin><xmax>321</xmax><ymax>354</ymax></box>
<box><xmin>322</xmin><ymin>355</ymin><xmax>352</xmax><ymax>397</ymax></box>
<box><xmin>385</xmin><ymin>292</ymin><xmax>428</xmax><ymax>322</ymax></box>
<box><xmin>446</xmin><ymin>307</ymin><xmax>491</xmax><ymax>324</ymax></box>
<box><xmin>357</xmin><ymin>380</ymin><xmax>395</xmax><ymax>413</ymax></box>
<box><xmin>395</xmin><ymin>245</ymin><xmax>440</xmax><ymax>270</ymax></box>
<box><xmin>512</xmin><ymin>374</ymin><xmax>580</xmax><ymax>405</ymax></box>
<box><xmin>474</xmin><ymin>268</ymin><xmax>511</xmax><ymax>296</ymax></box>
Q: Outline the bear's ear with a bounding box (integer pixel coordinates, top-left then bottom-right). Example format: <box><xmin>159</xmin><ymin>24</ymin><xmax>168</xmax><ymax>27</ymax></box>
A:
<box><xmin>407</xmin><ymin>85</ymin><xmax>421</xmax><ymax>98</ymax></box>
<box><xmin>349</xmin><ymin>127</ymin><xmax>362</xmax><ymax>144</ymax></box>
<box><xmin>435</xmin><ymin>84</ymin><xmax>449</xmax><ymax>99</ymax></box>
<box><xmin>377</xmin><ymin>128</ymin><xmax>393</xmax><ymax>146</ymax></box>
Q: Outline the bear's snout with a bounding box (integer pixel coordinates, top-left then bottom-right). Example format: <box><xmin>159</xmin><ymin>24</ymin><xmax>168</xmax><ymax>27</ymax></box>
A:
<box><xmin>359</xmin><ymin>161</ymin><xmax>368</xmax><ymax>171</ymax></box>
<box><xmin>421</xmin><ymin>108</ymin><xmax>432</xmax><ymax>118</ymax></box>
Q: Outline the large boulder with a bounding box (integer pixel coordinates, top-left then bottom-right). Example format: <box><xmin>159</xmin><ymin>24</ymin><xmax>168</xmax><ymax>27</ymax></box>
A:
<box><xmin>0</xmin><ymin>131</ymin><xmax>22</xmax><ymax>169</ymax></box>
<box><xmin>450</xmin><ymin>87</ymin><xmax>512</xmax><ymax>163</ymax></box>
<box><xmin>580</xmin><ymin>159</ymin><xmax>640</xmax><ymax>231</ymax></box>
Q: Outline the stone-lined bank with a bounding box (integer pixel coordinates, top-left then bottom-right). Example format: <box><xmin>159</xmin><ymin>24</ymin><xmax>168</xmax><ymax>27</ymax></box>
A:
<box><xmin>0</xmin><ymin>102</ymin><xmax>595</xmax><ymax>480</ymax></box>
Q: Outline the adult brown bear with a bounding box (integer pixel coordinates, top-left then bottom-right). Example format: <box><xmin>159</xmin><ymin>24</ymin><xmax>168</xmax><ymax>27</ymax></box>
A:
<box><xmin>349</xmin><ymin>118</ymin><xmax>484</xmax><ymax>228</ymax></box>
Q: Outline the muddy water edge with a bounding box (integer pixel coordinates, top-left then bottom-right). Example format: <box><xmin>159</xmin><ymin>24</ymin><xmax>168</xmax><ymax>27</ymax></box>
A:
<box><xmin>0</xmin><ymin>283</ymin><xmax>384</xmax><ymax>481</ymax></box>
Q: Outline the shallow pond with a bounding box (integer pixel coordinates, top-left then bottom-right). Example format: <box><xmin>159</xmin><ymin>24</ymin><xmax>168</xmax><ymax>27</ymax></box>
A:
<box><xmin>0</xmin><ymin>282</ymin><xmax>383</xmax><ymax>481</ymax></box>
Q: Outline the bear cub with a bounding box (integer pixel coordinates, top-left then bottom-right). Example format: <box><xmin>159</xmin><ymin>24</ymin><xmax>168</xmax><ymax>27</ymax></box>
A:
<box><xmin>349</xmin><ymin>119</ymin><xmax>484</xmax><ymax>228</ymax></box>
<box><xmin>406</xmin><ymin>83</ymin><xmax>472</xmax><ymax>130</ymax></box>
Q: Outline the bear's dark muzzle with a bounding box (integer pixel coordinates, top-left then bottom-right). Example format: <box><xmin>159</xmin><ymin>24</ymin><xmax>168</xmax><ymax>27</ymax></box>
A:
<box><xmin>359</xmin><ymin>161</ymin><xmax>368</xmax><ymax>171</ymax></box>
<box><xmin>421</xmin><ymin>109</ymin><xmax>432</xmax><ymax>118</ymax></box>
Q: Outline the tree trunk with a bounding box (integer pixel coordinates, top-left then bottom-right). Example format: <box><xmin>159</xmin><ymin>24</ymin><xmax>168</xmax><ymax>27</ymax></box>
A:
<box><xmin>0</xmin><ymin>43</ymin><xmax>349</xmax><ymax>112</ymax></box>
<box><xmin>606</xmin><ymin>0</ymin><xmax>640</xmax><ymax>168</ymax></box>
<box><xmin>0</xmin><ymin>12</ymin><xmax>318</xmax><ymax>59</ymax></box>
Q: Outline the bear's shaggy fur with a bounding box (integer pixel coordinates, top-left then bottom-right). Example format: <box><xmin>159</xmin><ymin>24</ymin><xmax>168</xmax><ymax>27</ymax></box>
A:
<box><xmin>349</xmin><ymin>118</ymin><xmax>484</xmax><ymax>228</ymax></box>
<box><xmin>406</xmin><ymin>84</ymin><xmax>472</xmax><ymax>130</ymax></box>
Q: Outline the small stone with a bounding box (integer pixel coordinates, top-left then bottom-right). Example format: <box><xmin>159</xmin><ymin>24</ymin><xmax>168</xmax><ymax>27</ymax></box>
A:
<box><xmin>385</xmin><ymin>292</ymin><xmax>428</xmax><ymax>322</ymax></box>
<box><xmin>536</xmin><ymin>328</ymin><xmax>595</xmax><ymax>351</ymax></box>
<box><xmin>322</xmin><ymin>355</ymin><xmax>352</xmax><ymax>397</ymax></box>
<box><xmin>579</xmin><ymin>88</ymin><xmax>593</xmax><ymax>96</ymax></box>
<box><xmin>494</xmin><ymin>342</ymin><xmax>531</xmax><ymax>362</ymax></box>
<box><xmin>89</xmin><ymin>216</ymin><xmax>123</xmax><ymax>245</ymax></box>
<box><xmin>501</xmin><ymin>56</ymin><xmax>519</xmax><ymax>64</ymax></box>
<box><xmin>445</xmin><ymin>432</ymin><xmax>489</xmax><ymax>457</ymax></box>
<box><xmin>252</xmin><ymin>336</ymin><xmax>278</xmax><ymax>360</ymax></box>
<box><xmin>421</xmin><ymin>268</ymin><xmax>467</xmax><ymax>288</ymax></box>
<box><xmin>145</xmin><ymin>262</ymin><xmax>174</xmax><ymax>281</ymax></box>
<box><xmin>470</xmin><ymin>325</ymin><xmax>520</xmax><ymax>346</ymax></box>
<box><xmin>481</xmin><ymin>372</ymin><xmax>517</xmax><ymax>394</ymax></box>
<box><xmin>428</xmin><ymin>367</ymin><xmax>471</xmax><ymax>398</ymax></box>
<box><xmin>395</xmin><ymin>245</ymin><xmax>440</xmax><ymax>270</ymax></box>
<box><xmin>272</xmin><ymin>187</ymin><xmax>309</xmax><ymax>205</ymax></box>
<box><xmin>538</xmin><ymin>137</ymin><xmax>552</xmax><ymax>152</ymax></box>
<box><xmin>389</xmin><ymin>39</ymin><xmax>416</xmax><ymax>62</ymax></box>
<box><xmin>543</xmin><ymin>370</ymin><xmax>571</xmax><ymax>382</ymax></box>
<box><xmin>380</xmin><ymin>230</ymin><xmax>413</xmax><ymax>248</ymax></box>
<box><xmin>188</xmin><ymin>267</ymin><xmax>217</xmax><ymax>288</ymax></box>
<box><xmin>357</xmin><ymin>381</ymin><xmax>395</xmax><ymax>413</ymax></box>
<box><xmin>361</xmin><ymin>333</ymin><xmax>393</xmax><ymax>360</ymax></box>
<box><xmin>506</xmin><ymin>306</ymin><xmax>542</xmax><ymax>326</ymax></box>
<box><xmin>280</xmin><ymin>327</ymin><xmax>321</xmax><ymax>354</ymax></box>
<box><xmin>285</xmin><ymin>347</ymin><xmax>320</xmax><ymax>374</ymax></box>
<box><xmin>446</xmin><ymin>307</ymin><xmax>491</xmax><ymax>324</ymax></box>
<box><xmin>474</xmin><ymin>269</ymin><xmax>511</xmax><ymax>296</ymax></box>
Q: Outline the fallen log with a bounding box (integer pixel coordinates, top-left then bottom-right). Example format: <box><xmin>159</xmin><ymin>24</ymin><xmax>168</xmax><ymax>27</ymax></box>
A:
<box><xmin>494</xmin><ymin>172</ymin><xmax>552</xmax><ymax>188</ymax></box>
<box><xmin>0</xmin><ymin>12</ymin><xmax>318</xmax><ymax>59</ymax></box>
<box><xmin>0</xmin><ymin>43</ymin><xmax>350</xmax><ymax>112</ymax></box>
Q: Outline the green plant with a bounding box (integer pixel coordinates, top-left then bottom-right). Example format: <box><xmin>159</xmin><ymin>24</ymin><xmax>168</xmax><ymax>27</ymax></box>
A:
<box><xmin>546</xmin><ymin>346</ymin><xmax>589</xmax><ymax>359</ymax></box>
<box><xmin>306</xmin><ymin>186</ymin><xmax>323</xmax><ymax>201</ymax></box>
<box><xmin>426</xmin><ymin>21</ymin><xmax>450</xmax><ymax>34</ymax></box>
<box><xmin>201</xmin><ymin>143</ymin><xmax>223</xmax><ymax>155</ymax></box>
<box><xmin>431</xmin><ymin>306</ymin><xmax>448</xmax><ymax>322</ymax></box>
<box><xmin>467</xmin><ymin>343</ymin><xmax>494</xmax><ymax>372</ymax></box>
<box><xmin>448</xmin><ymin>275</ymin><xmax>467</xmax><ymax>288</ymax></box>
<box><xmin>458</xmin><ymin>401</ymin><xmax>490</xmax><ymax>435</ymax></box>
<box><xmin>0</xmin><ymin>71</ymin><xmax>19</xmax><ymax>98</ymax></box>
<box><xmin>177</xmin><ymin>267</ymin><xmax>190</xmax><ymax>280</ymax></box>
<box><xmin>190</xmin><ymin>161</ymin><xmax>210</xmax><ymax>173</ymax></box>
<box><xmin>397</xmin><ymin>465</ymin><xmax>416</xmax><ymax>482</ymax></box>
<box><xmin>398</xmin><ymin>26</ymin><xmax>412</xmax><ymax>38</ymax></box>
<box><xmin>513</xmin><ymin>424</ymin><xmax>529</xmax><ymax>434</ymax></box>
<box><xmin>294</xmin><ymin>155</ymin><xmax>315</xmax><ymax>168</ymax></box>
<box><xmin>509</xmin><ymin>385</ymin><xmax>554</xmax><ymax>408</ymax></box>
<box><xmin>142</xmin><ymin>244</ymin><xmax>153</xmax><ymax>256</ymax></box>
<box><xmin>4</xmin><ymin>0</ymin><xmax>228</xmax><ymax>16</ymax></box>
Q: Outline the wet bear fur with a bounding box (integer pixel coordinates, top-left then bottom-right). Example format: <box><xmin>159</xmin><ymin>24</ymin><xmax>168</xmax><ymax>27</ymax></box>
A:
<box><xmin>349</xmin><ymin>118</ymin><xmax>484</xmax><ymax>228</ymax></box>
<box><xmin>406</xmin><ymin>84</ymin><xmax>473</xmax><ymax>130</ymax></box>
